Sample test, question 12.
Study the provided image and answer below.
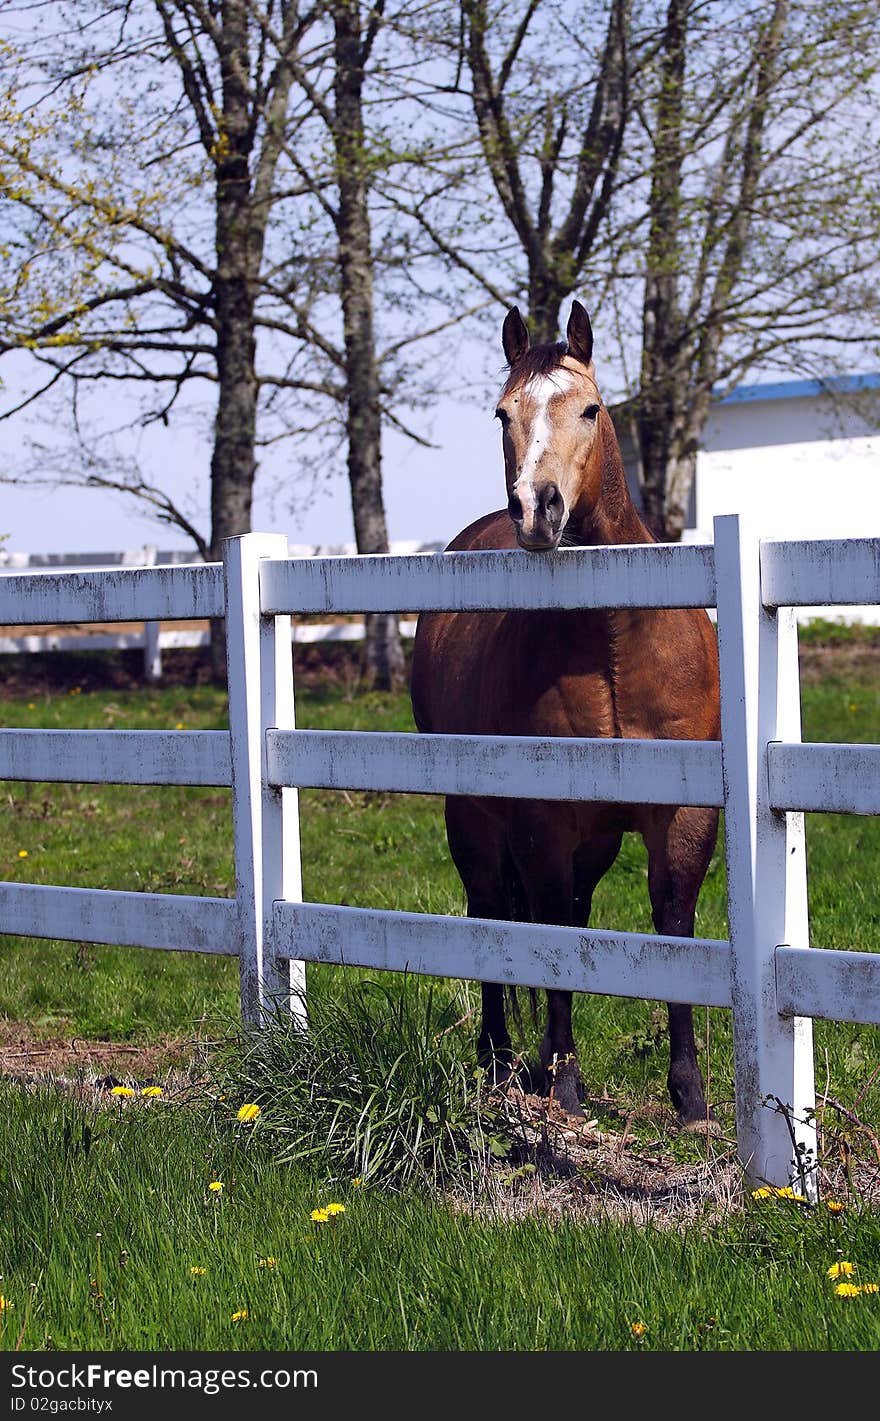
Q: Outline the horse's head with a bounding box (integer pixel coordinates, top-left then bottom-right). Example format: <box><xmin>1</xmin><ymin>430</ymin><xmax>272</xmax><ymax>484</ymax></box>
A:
<box><xmin>496</xmin><ymin>301</ymin><xmax>604</xmax><ymax>552</ymax></box>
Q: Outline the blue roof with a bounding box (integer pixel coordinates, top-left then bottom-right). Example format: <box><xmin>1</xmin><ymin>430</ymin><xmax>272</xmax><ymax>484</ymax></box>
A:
<box><xmin>718</xmin><ymin>372</ymin><xmax>880</xmax><ymax>404</ymax></box>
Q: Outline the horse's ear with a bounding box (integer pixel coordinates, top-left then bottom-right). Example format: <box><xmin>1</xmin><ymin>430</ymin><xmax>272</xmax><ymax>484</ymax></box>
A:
<box><xmin>566</xmin><ymin>301</ymin><xmax>594</xmax><ymax>367</ymax></box>
<box><xmin>502</xmin><ymin>306</ymin><xmax>530</xmax><ymax>367</ymax></box>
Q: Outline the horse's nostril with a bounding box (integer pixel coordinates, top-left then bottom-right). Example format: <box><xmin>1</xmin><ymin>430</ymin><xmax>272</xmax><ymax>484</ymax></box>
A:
<box><xmin>508</xmin><ymin>493</ymin><xmax>523</xmax><ymax>522</ymax></box>
<box><xmin>539</xmin><ymin>483</ymin><xmax>563</xmax><ymax>522</ymax></box>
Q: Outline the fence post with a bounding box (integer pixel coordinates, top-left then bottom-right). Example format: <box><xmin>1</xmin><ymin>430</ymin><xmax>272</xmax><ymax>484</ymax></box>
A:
<box><xmin>713</xmin><ymin>514</ymin><xmax>817</xmax><ymax>1197</ymax></box>
<box><xmin>141</xmin><ymin>545</ymin><xmax>162</xmax><ymax>682</ymax></box>
<box><xmin>224</xmin><ymin>533</ymin><xmax>306</xmax><ymax>1027</ymax></box>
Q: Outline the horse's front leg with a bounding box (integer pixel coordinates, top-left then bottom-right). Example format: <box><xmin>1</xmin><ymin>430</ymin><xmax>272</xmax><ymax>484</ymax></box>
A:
<box><xmin>643</xmin><ymin>806</ymin><xmax>720</xmax><ymax>1130</ymax></box>
<box><xmin>541</xmin><ymin>989</ymin><xmax>582</xmax><ymax>1115</ymax></box>
<box><xmin>509</xmin><ymin>808</ymin><xmax>584</xmax><ymax>1115</ymax></box>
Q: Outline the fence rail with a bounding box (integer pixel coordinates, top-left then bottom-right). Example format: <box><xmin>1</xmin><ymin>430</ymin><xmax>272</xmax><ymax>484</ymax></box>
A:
<box><xmin>0</xmin><ymin>515</ymin><xmax>878</xmax><ymax>1199</ymax></box>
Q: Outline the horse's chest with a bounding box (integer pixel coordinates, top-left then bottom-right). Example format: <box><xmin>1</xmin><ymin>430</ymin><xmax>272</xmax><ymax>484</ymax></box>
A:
<box><xmin>485</xmin><ymin>615</ymin><xmax>619</xmax><ymax>739</ymax></box>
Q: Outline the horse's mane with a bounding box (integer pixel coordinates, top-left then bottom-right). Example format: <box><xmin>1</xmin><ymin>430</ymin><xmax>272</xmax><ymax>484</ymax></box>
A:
<box><xmin>500</xmin><ymin>341</ymin><xmax>568</xmax><ymax>398</ymax></box>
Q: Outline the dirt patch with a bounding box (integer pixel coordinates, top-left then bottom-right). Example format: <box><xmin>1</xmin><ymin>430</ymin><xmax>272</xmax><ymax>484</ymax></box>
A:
<box><xmin>798</xmin><ymin>640</ymin><xmax>880</xmax><ymax>684</ymax></box>
<box><xmin>0</xmin><ymin>1018</ymin><xmax>207</xmax><ymax>1094</ymax></box>
<box><xmin>461</xmin><ymin>1080</ymin><xmax>880</xmax><ymax>1225</ymax></box>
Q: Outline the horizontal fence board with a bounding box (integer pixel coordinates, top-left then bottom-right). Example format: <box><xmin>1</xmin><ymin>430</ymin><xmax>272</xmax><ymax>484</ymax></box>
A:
<box><xmin>0</xmin><ymin>730</ymin><xmax>232</xmax><ymax>786</ymax></box>
<box><xmin>260</xmin><ymin>543</ymin><xmax>717</xmax><ymax>614</ymax></box>
<box><xmin>761</xmin><ymin>539</ymin><xmax>880</xmax><ymax>609</ymax></box>
<box><xmin>0</xmin><ymin>564</ymin><xmax>224</xmax><ymax>625</ymax></box>
<box><xmin>0</xmin><ymin>622</ymin><xmax>421</xmax><ymax>657</ymax></box>
<box><xmin>0</xmin><ymin>882</ymin><xmax>239</xmax><ymax>954</ymax></box>
<box><xmin>274</xmin><ymin>901</ymin><xmax>732</xmax><ymax>1006</ymax></box>
<box><xmin>266</xmin><ymin>729</ymin><xmax>724</xmax><ymax>806</ymax></box>
<box><xmin>0</xmin><ymin>631</ymin><xmax>168</xmax><ymax>655</ymax></box>
<box><xmin>776</xmin><ymin>946</ymin><xmax>880</xmax><ymax>1026</ymax></box>
<box><xmin>768</xmin><ymin>742</ymin><xmax>880</xmax><ymax>815</ymax></box>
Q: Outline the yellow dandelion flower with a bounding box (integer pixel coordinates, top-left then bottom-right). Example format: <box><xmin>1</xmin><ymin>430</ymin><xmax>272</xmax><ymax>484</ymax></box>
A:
<box><xmin>325</xmin><ymin>1203</ymin><xmax>346</xmax><ymax>1216</ymax></box>
<box><xmin>630</xmin><ymin>1322</ymin><xmax>647</xmax><ymax>1337</ymax></box>
<box><xmin>311</xmin><ymin>1208</ymin><xmax>330</xmax><ymax>1224</ymax></box>
<box><xmin>27</xmin><ymin>703</ymin><xmax>35</xmax><ymax>710</ymax></box>
<box><xmin>258</xmin><ymin>1257</ymin><xmax>277</xmax><ymax>1268</ymax></box>
<box><xmin>0</xmin><ymin>1296</ymin><xmax>12</xmax><ymax>1311</ymax></box>
<box><xmin>751</xmin><ymin>1187</ymin><xmax>773</xmax><ymax>1199</ymax></box>
<box><xmin>352</xmin><ymin>1177</ymin><xmax>364</xmax><ymax>1188</ymax></box>
<box><xmin>237</xmin><ymin>1103</ymin><xmax>261</xmax><ymax>1122</ymax></box>
<box><xmin>827</xmin><ymin>1261</ymin><xmax>855</xmax><ymax>1279</ymax></box>
<box><xmin>835</xmin><ymin>1283</ymin><xmax>861</xmax><ymax>1297</ymax></box>
<box><xmin>208</xmin><ymin>1180</ymin><xmax>224</xmax><ymax>1193</ymax></box>
<box><xmin>190</xmin><ymin>1267</ymin><xmax>206</xmax><ymax>1276</ymax></box>
<box><xmin>109</xmin><ymin>1086</ymin><xmax>135</xmax><ymax>1097</ymax></box>
<box><xmin>826</xmin><ymin>1200</ymin><xmax>845</xmax><ymax>1213</ymax></box>
<box><xmin>17</xmin><ymin>850</ymin><xmax>28</xmax><ymax>859</ymax></box>
<box><xmin>175</xmin><ymin>722</ymin><xmax>184</xmax><ymax>730</ymax></box>
<box><xmin>230</xmin><ymin>1309</ymin><xmax>248</xmax><ymax>1322</ymax></box>
<box><xmin>141</xmin><ymin>1086</ymin><xmax>163</xmax><ymax>1097</ymax></box>
<box><xmin>859</xmin><ymin>1282</ymin><xmax>879</xmax><ymax>1294</ymax></box>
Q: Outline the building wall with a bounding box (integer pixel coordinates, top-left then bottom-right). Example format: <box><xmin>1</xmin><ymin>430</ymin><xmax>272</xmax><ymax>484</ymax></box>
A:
<box><xmin>693</xmin><ymin>388</ymin><xmax>880</xmax><ymax>624</ymax></box>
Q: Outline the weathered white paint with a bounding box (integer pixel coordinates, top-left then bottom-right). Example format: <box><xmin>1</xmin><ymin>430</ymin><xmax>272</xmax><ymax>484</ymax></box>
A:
<box><xmin>273</xmin><ymin>901</ymin><xmax>733</xmax><ymax>1006</ymax></box>
<box><xmin>260</xmin><ymin>543</ymin><xmax>717</xmax><ymax>615</ymax></box>
<box><xmin>715</xmin><ymin>515</ymin><xmax>817</xmax><ymax>1196</ymax></box>
<box><xmin>775</xmin><ymin>945</ymin><xmax>880</xmax><ymax>1026</ymax></box>
<box><xmin>0</xmin><ymin>563</ymin><xmax>224</xmax><ymax>625</ymax></box>
<box><xmin>761</xmin><ymin>538</ymin><xmax>880</xmax><ymax>609</ymax></box>
<box><xmin>224</xmin><ymin>534</ymin><xmax>306</xmax><ymax>1026</ymax></box>
<box><xmin>265</xmin><ymin>729</ymin><xmax>724</xmax><ymax>807</ymax></box>
<box><xmin>0</xmin><ymin>882</ymin><xmax>238</xmax><ymax>953</ymax></box>
<box><xmin>768</xmin><ymin>742</ymin><xmax>880</xmax><ymax>815</ymax></box>
<box><xmin>0</xmin><ymin>729</ymin><xmax>231</xmax><ymax>786</ymax></box>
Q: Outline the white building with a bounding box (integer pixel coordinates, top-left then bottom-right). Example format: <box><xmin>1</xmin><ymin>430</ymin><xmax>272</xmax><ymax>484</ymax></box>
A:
<box><xmin>621</xmin><ymin>372</ymin><xmax>880</xmax><ymax>624</ymax></box>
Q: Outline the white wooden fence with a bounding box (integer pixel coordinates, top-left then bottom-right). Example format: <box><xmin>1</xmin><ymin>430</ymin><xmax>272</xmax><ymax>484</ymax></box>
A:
<box><xmin>0</xmin><ymin>542</ymin><xmax>440</xmax><ymax>679</ymax></box>
<box><xmin>0</xmin><ymin>513</ymin><xmax>878</xmax><ymax>1199</ymax></box>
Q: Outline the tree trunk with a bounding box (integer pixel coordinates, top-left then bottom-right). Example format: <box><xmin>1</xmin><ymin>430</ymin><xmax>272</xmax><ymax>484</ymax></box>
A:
<box><xmin>636</xmin><ymin>0</ymin><xmax>687</xmax><ymax>543</ymax></box>
<box><xmin>639</xmin><ymin>439</ymin><xmax>695</xmax><ymax>542</ymax></box>
<box><xmin>207</xmin><ymin>0</ymin><xmax>259</xmax><ymax>680</ymax></box>
<box><xmin>333</xmin><ymin>2</ymin><xmax>404</xmax><ymax>691</ymax></box>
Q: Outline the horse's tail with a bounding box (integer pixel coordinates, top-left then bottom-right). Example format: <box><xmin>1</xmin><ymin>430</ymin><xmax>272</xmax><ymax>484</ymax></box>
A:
<box><xmin>506</xmin><ymin>984</ymin><xmax>539</xmax><ymax>1032</ymax></box>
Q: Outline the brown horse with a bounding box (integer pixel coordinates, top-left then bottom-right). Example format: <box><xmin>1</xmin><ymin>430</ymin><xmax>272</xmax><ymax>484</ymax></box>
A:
<box><xmin>410</xmin><ymin>302</ymin><xmax>721</xmax><ymax>1125</ymax></box>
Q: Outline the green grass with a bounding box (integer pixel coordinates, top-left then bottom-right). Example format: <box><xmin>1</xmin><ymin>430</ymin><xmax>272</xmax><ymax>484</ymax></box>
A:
<box><xmin>0</xmin><ymin>643</ymin><xmax>878</xmax><ymax>1350</ymax></box>
<box><xmin>2</xmin><ymin>1084</ymin><xmax>880</xmax><ymax>1351</ymax></box>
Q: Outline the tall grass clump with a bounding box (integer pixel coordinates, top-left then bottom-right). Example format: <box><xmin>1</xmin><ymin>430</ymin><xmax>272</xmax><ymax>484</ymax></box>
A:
<box><xmin>214</xmin><ymin>977</ymin><xmax>507</xmax><ymax>1192</ymax></box>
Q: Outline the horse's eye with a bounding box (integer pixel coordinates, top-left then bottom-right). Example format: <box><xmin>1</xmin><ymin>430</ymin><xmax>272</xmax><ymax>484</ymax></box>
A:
<box><xmin>582</xmin><ymin>404</ymin><xmax>600</xmax><ymax>420</ymax></box>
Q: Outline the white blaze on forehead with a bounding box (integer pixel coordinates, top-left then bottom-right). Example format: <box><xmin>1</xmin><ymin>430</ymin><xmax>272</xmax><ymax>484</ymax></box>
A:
<box><xmin>513</xmin><ymin>370</ymin><xmax>575</xmax><ymax>511</ymax></box>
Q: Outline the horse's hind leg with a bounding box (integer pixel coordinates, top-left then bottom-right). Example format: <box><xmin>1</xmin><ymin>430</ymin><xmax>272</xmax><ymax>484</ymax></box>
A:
<box><xmin>643</xmin><ymin>806</ymin><xmax>720</xmax><ymax>1129</ymax></box>
<box><xmin>445</xmin><ymin>796</ymin><xmax>522</xmax><ymax>1078</ymax></box>
<box><xmin>505</xmin><ymin>815</ymin><xmax>621</xmax><ymax>1117</ymax></box>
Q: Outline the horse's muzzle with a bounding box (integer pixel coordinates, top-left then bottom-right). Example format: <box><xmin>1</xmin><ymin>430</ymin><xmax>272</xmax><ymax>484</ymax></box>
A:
<box><xmin>509</xmin><ymin>481</ymin><xmax>566</xmax><ymax>550</ymax></box>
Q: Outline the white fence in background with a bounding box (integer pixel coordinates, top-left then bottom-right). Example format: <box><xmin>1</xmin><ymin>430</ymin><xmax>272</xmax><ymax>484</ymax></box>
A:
<box><xmin>0</xmin><ymin>515</ymin><xmax>878</xmax><ymax>1198</ymax></box>
<box><xmin>0</xmin><ymin>542</ymin><xmax>442</xmax><ymax>679</ymax></box>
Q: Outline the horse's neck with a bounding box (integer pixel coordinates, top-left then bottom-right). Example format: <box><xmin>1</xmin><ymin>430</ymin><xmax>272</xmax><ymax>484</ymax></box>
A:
<box><xmin>572</xmin><ymin>417</ymin><xmax>655</xmax><ymax>548</ymax></box>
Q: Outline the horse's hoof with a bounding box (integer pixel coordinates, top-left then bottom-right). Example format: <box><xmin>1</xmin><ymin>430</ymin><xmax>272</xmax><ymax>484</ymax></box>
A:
<box><xmin>677</xmin><ymin>1113</ymin><xmax>721</xmax><ymax>1137</ymax></box>
<box><xmin>551</xmin><ymin>1072</ymin><xmax>585</xmax><ymax>1117</ymax></box>
<box><xmin>476</xmin><ymin>1048</ymin><xmax>515</xmax><ymax>1089</ymax></box>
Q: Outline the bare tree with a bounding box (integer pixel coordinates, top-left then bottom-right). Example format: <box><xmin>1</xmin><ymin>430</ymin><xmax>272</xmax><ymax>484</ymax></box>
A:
<box><xmin>0</xmin><ymin>0</ymin><xmax>463</xmax><ymax>686</ymax></box>
<box><xmin>629</xmin><ymin>0</ymin><xmax>880</xmax><ymax>538</ymax></box>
